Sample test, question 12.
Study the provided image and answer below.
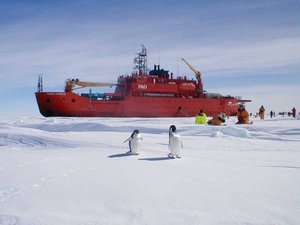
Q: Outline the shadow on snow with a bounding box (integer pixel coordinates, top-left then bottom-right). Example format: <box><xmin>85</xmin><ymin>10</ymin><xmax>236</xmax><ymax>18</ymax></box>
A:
<box><xmin>108</xmin><ymin>153</ymin><xmax>133</xmax><ymax>158</ymax></box>
<box><xmin>138</xmin><ymin>157</ymin><xmax>173</xmax><ymax>161</ymax></box>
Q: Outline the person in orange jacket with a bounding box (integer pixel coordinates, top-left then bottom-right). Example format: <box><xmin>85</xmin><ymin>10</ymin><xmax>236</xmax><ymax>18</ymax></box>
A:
<box><xmin>208</xmin><ymin>113</ymin><xmax>226</xmax><ymax>125</ymax></box>
<box><xmin>259</xmin><ymin>105</ymin><xmax>265</xmax><ymax>120</ymax></box>
<box><xmin>236</xmin><ymin>104</ymin><xmax>252</xmax><ymax>124</ymax></box>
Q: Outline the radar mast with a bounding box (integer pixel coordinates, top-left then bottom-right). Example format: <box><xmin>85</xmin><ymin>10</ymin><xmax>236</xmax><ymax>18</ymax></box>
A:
<box><xmin>134</xmin><ymin>45</ymin><xmax>148</xmax><ymax>75</ymax></box>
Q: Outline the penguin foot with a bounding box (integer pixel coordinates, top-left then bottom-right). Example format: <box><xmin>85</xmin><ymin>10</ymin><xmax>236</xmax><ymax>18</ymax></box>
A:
<box><xmin>126</xmin><ymin>151</ymin><xmax>139</xmax><ymax>155</ymax></box>
<box><xmin>168</xmin><ymin>153</ymin><xmax>181</xmax><ymax>159</ymax></box>
<box><xmin>167</xmin><ymin>153</ymin><xmax>175</xmax><ymax>159</ymax></box>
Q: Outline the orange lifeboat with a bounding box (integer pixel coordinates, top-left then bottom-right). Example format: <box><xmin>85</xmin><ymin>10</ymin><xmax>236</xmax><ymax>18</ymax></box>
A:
<box><xmin>178</xmin><ymin>83</ymin><xmax>196</xmax><ymax>93</ymax></box>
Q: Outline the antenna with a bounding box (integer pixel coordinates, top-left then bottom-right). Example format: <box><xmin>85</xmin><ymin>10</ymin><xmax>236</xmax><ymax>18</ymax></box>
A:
<box><xmin>158</xmin><ymin>48</ymin><xmax>161</xmax><ymax>67</ymax></box>
<box><xmin>37</xmin><ymin>74</ymin><xmax>43</xmax><ymax>92</ymax></box>
<box><xmin>177</xmin><ymin>57</ymin><xmax>179</xmax><ymax>76</ymax></box>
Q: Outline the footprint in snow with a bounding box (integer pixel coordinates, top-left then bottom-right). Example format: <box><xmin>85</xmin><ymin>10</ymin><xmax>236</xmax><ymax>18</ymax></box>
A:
<box><xmin>40</xmin><ymin>175</ymin><xmax>53</xmax><ymax>182</ymax></box>
<box><xmin>61</xmin><ymin>168</ymin><xmax>78</xmax><ymax>177</ymax></box>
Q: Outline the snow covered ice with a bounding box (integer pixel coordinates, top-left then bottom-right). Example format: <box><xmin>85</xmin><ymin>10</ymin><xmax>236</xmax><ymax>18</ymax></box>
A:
<box><xmin>0</xmin><ymin>116</ymin><xmax>300</xmax><ymax>225</ymax></box>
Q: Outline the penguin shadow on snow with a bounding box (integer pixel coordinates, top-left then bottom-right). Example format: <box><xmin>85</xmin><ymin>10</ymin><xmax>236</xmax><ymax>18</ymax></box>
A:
<box><xmin>108</xmin><ymin>153</ymin><xmax>174</xmax><ymax>160</ymax></box>
<box><xmin>138</xmin><ymin>156</ymin><xmax>174</xmax><ymax>161</ymax></box>
<box><xmin>108</xmin><ymin>153</ymin><xmax>134</xmax><ymax>158</ymax></box>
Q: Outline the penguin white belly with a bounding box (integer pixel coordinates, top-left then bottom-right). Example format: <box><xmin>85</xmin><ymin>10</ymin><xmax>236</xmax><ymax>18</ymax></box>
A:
<box><xmin>130</xmin><ymin>134</ymin><xmax>142</xmax><ymax>154</ymax></box>
<box><xmin>169</xmin><ymin>134</ymin><xmax>181</xmax><ymax>156</ymax></box>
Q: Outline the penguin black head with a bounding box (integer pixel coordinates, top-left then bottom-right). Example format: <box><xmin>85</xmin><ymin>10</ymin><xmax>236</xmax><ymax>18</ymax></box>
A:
<box><xmin>169</xmin><ymin>125</ymin><xmax>176</xmax><ymax>133</ymax></box>
<box><xmin>131</xmin><ymin>129</ymin><xmax>140</xmax><ymax>138</ymax></box>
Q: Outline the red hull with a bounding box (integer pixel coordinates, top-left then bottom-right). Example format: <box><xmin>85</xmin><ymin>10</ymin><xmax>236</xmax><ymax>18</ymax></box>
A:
<box><xmin>35</xmin><ymin>92</ymin><xmax>239</xmax><ymax>117</ymax></box>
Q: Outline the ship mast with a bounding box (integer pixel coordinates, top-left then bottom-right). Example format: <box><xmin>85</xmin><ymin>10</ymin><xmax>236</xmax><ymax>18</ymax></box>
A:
<box><xmin>134</xmin><ymin>45</ymin><xmax>148</xmax><ymax>75</ymax></box>
<box><xmin>37</xmin><ymin>74</ymin><xmax>43</xmax><ymax>92</ymax></box>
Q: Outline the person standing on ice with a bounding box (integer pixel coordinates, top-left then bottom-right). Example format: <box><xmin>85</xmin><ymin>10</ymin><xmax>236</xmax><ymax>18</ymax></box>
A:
<box><xmin>123</xmin><ymin>129</ymin><xmax>142</xmax><ymax>155</ymax></box>
<box><xmin>195</xmin><ymin>109</ymin><xmax>207</xmax><ymax>124</ymax></box>
<box><xmin>259</xmin><ymin>105</ymin><xmax>265</xmax><ymax>120</ymax></box>
<box><xmin>292</xmin><ymin>107</ymin><xmax>296</xmax><ymax>118</ymax></box>
<box><xmin>236</xmin><ymin>104</ymin><xmax>252</xmax><ymax>124</ymax></box>
<box><xmin>168</xmin><ymin>125</ymin><xmax>183</xmax><ymax>158</ymax></box>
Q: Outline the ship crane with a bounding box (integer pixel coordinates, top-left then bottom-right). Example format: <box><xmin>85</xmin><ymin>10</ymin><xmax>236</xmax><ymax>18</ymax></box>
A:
<box><xmin>181</xmin><ymin>58</ymin><xmax>201</xmax><ymax>80</ymax></box>
<box><xmin>65</xmin><ymin>79</ymin><xmax>116</xmax><ymax>92</ymax></box>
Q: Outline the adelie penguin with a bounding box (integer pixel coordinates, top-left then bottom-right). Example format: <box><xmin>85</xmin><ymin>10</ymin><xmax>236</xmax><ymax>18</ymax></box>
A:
<box><xmin>168</xmin><ymin>125</ymin><xmax>183</xmax><ymax>158</ymax></box>
<box><xmin>123</xmin><ymin>129</ymin><xmax>142</xmax><ymax>155</ymax></box>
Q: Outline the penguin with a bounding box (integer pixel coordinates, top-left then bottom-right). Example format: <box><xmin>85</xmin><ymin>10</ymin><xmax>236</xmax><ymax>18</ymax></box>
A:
<box><xmin>123</xmin><ymin>129</ymin><xmax>142</xmax><ymax>155</ymax></box>
<box><xmin>168</xmin><ymin>125</ymin><xmax>183</xmax><ymax>158</ymax></box>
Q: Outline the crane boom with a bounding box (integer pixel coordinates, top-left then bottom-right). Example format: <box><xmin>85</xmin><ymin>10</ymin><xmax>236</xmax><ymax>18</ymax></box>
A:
<box><xmin>181</xmin><ymin>58</ymin><xmax>201</xmax><ymax>80</ymax></box>
<box><xmin>65</xmin><ymin>79</ymin><xmax>116</xmax><ymax>92</ymax></box>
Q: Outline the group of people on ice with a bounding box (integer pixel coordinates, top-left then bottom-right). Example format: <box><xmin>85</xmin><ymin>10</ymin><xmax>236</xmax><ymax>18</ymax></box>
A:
<box><xmin>195</xmin><ymin>104</ymin><xmax>298</xmax><ymax>126</ymax></box>
<box><xmin>195</xmin><ymin>104</ymin><xmax>252</xmax><ymax>125</ymax></box>
<box><xmin>257</xmin><ymin>105</ymin><xmax>297</xmax><ymax>119</ymax></box>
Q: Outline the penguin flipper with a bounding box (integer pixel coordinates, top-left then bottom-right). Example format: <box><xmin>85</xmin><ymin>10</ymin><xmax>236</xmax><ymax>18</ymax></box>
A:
<box><xmin>123</xmin><ymin>137</ymin><xmax>132</xmax><ymax>143</ymax></box>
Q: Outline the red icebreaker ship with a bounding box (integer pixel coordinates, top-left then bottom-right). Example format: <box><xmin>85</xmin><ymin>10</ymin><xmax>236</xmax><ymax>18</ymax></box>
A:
<box><xmin>35</xmin><ymin>46</ymin><xmax>249</xmax><ymax>117</ymax></box>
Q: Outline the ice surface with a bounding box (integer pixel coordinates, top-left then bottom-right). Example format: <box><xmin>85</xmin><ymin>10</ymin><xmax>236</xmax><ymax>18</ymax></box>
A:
<box><xmin>0</xmin><ymin>116</ymin><xmax>299</xmax><ymax>225</ymax></box>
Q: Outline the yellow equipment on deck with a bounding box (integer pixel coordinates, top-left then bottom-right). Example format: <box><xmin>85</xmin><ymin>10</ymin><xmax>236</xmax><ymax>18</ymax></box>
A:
<box><xmin>181</xmin><ymin>58</ymin><xmax>201</xmax><ymax>80</ymax></box>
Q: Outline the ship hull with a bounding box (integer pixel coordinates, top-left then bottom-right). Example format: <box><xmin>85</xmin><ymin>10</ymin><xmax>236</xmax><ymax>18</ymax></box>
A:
<box><xmin>35</xmin><ymin>92</ymin><xmax>238</xmax><ymax>117</ymax></box>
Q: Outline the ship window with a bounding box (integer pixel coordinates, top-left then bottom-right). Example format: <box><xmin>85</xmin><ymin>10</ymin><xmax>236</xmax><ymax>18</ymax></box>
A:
<box><xmin>46</xmin><ymin>99</ymin><xmax>51</xmax><ymax>103</ymax></box>
<box><xmin>72</xmin><ymin>99</ymin><xmax>76</xmax><ymax>103</ymax></box>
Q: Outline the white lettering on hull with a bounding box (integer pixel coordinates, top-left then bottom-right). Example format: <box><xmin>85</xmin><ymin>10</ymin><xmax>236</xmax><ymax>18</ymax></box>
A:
<box><xmin>138</xmin><ymin>84</ymin><xmax>147</xmax><ymax>89</ymax></box>
<box><xmin>46</xmin><ymin>92</ymin><xmax>66</xmax><ymax>96</ymax></box>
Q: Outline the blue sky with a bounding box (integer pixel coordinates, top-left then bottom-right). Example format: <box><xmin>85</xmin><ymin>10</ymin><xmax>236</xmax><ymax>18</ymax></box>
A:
<box><xmin>0</xmin><ymin>0</ymin><xmax>299</xmax><ymax>117</ymax></box>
